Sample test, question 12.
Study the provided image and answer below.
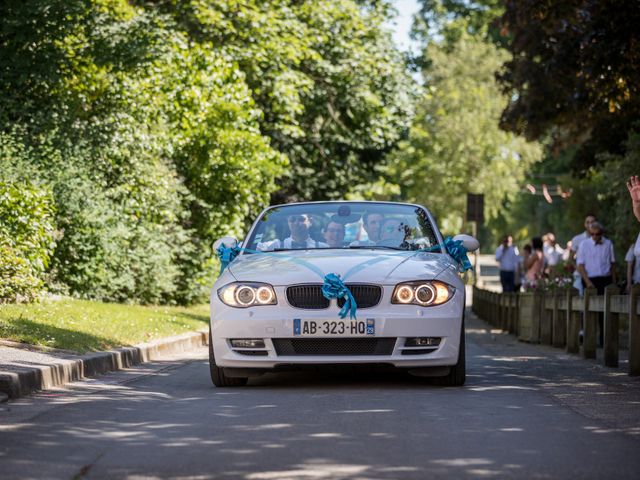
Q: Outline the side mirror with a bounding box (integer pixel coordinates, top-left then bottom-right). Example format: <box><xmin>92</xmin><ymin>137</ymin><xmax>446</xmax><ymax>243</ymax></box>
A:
<box><xmin>453</xmin><ymin>234</ymin><xmax>479</xmax><ymax>252</ymax></box>
<box><xmin>213</xmin><ymin>236</ymin><xmax>238</xmax><ymax>251</ymax></box>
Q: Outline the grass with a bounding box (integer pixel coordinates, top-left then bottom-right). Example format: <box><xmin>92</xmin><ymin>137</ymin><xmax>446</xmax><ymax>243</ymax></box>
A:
<box><xmin>0</xmin><ymin>298</ymin><xmax>209</xmax><ymax>353</ymax></box>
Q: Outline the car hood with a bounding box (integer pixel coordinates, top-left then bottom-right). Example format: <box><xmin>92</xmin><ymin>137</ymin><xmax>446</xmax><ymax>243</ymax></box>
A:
<box><xmin>227</xmin><ymin>249</ymin><xmax>452</xmax><ymax>285</ymax></box>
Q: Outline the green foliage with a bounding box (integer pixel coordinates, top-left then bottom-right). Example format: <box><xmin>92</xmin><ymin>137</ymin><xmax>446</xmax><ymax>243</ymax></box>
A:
<box><xmin>389</xmin><ymin>33</ymin><xmax>542</xmax><ymax>236</ymax></box>
<box><xmin>0</xmin><ymin>180</ymin><xmax>56</xmax><ymax>302</ymax></box>
<box><xmin>143</xmin><ymin>0</ymin><xmax>414</xmax><ymax>202</ymax></box>
<box><xmin>0</xmin><ymin>1</ymin><xmax>287</xmax><ymax>304</ymax></box>
<box><xmin>497</xmin><ymin>1</ymin><xmax>640</xmax><ymax>173</ymax></box>
<box><xmin>414</xmin><ymin>0</ymin><xmax>504</xmax><ymax>46</ymax></box>
<box><xmin>1</xmin><ymin>0</ymin><xmax>410</xmax><ymax>304</ymax></box>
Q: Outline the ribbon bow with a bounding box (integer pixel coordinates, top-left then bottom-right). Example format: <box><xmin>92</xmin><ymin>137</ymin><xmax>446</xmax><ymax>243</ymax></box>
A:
<box><xmin>322</xmin><ymin>273</ymin><xmax>357</xmax><ymax>320</ymax></box>
<box><xmin>216</xmin><ymin>245</ymin><xmax>242</xmax><ymax>274</ymax></box>
<box><xmin>441</xmin><ymin>237</ymin><xmax>472</xmax><ymax>272</ymax></box>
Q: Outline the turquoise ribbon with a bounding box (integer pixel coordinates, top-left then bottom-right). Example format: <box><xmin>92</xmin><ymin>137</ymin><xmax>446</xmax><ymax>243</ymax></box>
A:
<box><xmin>215</xmin><ymin>238</ymin><xmax>470</xmax><ymax>319</ymax></box>
<box><xmin>322</xmin><ymin>273</ymin><xmax>357</xmax><ymax>320</ymax></box>
<box><xmin>216</xmin><ymin>245</ymin><xmax>242</xmax><ymax>274</ymax></box>
<box><xmin>425</xmin><ymin>237</ymin><xmax>472</xmax><ymax>272</ymax></box>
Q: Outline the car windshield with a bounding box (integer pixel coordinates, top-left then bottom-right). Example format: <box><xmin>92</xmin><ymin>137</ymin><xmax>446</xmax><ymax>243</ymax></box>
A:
<box><xmin>244</xmin><ymin>202</ymin><xmax>441</xmax><ymax>252</ymax></box>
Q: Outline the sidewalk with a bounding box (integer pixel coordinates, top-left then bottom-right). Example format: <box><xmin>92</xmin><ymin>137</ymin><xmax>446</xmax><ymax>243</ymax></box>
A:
<box><xmin>466</xmin><ymin>309</ymin><xmax>640</xmax><ymax>437</ymax></box>
<box><xmin>0</xmin><ymin>330</ymin><xmax>208</xmax><ymax>400</ymax></box>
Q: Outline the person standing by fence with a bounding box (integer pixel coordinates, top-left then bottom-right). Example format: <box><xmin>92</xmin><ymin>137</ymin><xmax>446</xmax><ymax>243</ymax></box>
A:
<box><xmin>495</xmin><ymin>234</ymin><xmax>519</xmax><ymax>292</ymax></box>
<box><xmin>577</xmin><ymin>222</ymin><xmax>616</xmax><ymax>293</ymax></box>
<box><xmin>524</xmin><ymin>237</ymin><xmax>545</xmax><ymax>288</ymax></box>
<box><xmin>570</xmin><ymin>213</ymin><xmax>597</xmax><ymax>295</ymax></box>
<box><xmin>543</xmin><ymin>232</ymin><xmax>564</xmax><ymax>274</ymax></box>
<box><xmin>577</xmin><ymin>221</ymin><xmax>616</xmax><ymax>346</ymax></box>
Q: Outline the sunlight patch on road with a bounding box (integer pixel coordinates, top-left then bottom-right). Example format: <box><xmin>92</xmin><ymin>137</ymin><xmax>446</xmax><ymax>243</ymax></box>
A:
<box><xmin>469</xmin><ymin>385</ymin><xmax>537</xmax><ymax>392</ymax></box>
<box><xmin>233</xmin><ymin>423</ymin><xmax>292</xmax><ymax>431</ymax></box>
<box><xmin>333</xmin><ymin>409</ymin><xmax>394</xmax><ymax>413</ymax></box>
<box><xmin>246</xmin><ymin>463</ymin><xmax>369</xmax><ymax>479</ymax></box>
<box><xmin>431</xmin><ymin>458</ymin><xmax>493</xmax><ymax>467</ymax></box>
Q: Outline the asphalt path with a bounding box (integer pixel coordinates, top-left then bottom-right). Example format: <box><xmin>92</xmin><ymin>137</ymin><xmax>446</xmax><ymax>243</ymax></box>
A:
<box><xmin>1</xmin><ymin>311</ymin><xmax>640</xmax><ymax>480</ymax></box>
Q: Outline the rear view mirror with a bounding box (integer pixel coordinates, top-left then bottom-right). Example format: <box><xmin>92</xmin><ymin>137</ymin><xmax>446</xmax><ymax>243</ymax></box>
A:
<box><xmin>213</xmin><ymin>236</ymin><xmax>238</xmax><ymax>251</ymax></box>
<box><xmin>453</xmin><ymin>234</ymin><xmax>479</xmax><ymax>252</ymax></box>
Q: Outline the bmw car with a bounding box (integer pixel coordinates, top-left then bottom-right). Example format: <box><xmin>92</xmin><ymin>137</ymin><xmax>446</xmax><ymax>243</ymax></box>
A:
<box><xmin>209</xmin><ymin>201</ymin><xmax>478</xmax><ymax>387</ymax></box>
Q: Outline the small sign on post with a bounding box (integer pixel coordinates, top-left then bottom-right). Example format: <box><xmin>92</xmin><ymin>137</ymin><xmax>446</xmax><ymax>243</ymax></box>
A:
<box><xmin>466</xmin><ymin>193</ymin><xmax>484</xmax><ymax>224</ymax></box>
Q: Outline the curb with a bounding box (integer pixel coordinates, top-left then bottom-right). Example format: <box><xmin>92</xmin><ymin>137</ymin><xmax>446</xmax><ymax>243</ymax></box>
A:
<box><xmin>0</xmin><ymin>330</ymin><xmax>208</xmax><ymax>400</ymax></box>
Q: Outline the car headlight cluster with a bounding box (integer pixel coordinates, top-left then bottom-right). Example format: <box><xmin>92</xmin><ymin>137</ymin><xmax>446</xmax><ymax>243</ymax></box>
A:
<box><xmin>218</xmin><ymin>282</ymin><xmax>277</xmax><ymax>308</ymax></box>
<box><xmin>391</xmin><ymin>281</ymin><xmax>453</xmax><ymax>306</ymax></box>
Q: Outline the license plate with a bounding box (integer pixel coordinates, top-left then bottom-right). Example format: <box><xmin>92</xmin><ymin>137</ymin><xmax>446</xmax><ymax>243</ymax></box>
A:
<box><xmin>293</xmin><ymin>318</ymin><xmax>375</xmax><ymax>336</ymax></box>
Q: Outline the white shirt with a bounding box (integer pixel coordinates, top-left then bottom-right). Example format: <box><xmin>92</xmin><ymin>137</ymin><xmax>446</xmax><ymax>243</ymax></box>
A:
<box><xmin>257</xmin><ymin>237</ymin><xmax>328</xmax><ymax>251</ymax></box>
<box><xmin>495</xmin><ymin>245</ymin><xmax>519</xmax><ymax>272</ymax></box>
<box><xmin>576</xmin><ymin>237</ymin><xmax>615</xmax><ymax>278</ymax></box>
<box><xmin>570</xmin><ymin>231</ymin><xmax>589</xmax><ymax>252</ymax></box>
<box><xmin>635</xmin><ymin>231</ymin><xmax>640</xmax><ymax>257</ymax></box>
<box><xmin>625</xmin><ymin>243</ymin><xmax>640</xmax><ymax>284</ymax></box>
<box><xmin>543</xmin><ymin>243</ymin><xmax>564</xmax><ymax>266</ymax></box>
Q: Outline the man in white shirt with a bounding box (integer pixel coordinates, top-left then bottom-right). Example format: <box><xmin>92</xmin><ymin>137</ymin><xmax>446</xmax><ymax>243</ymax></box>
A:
<box><xmin>258</xmin><ymin>214</ymin><xmax>328</xmax><ymax>250</ymax></box>
<box><xmin>543</xmin><ymin>232</ymin><xmax>564</xmax><ymax>269</ymax></box>
<box><xmin>495</xmin><ymin>234</ymin><xmax>519</xmax><ymax>292</ymax></box>
<box><xmin>350</xmin><ymin>212</ymin><xmax>384</xmax><ymax>247</ymax></box>
<box><xmin>576</xmin><ymin>221</ymin><xmax>616</xmax><ymax>294</ymax></box>
<box><xmin>577</xmin><ymin>221</ymin><xmax>616</xmax><ymax>347</ymax></box>
<box><xmin>570</xmin><ymin>213</ymin><xmax>597</xmax><ymax>294</ymax></box>
<box><xmin>625</xmin><ymin>234</ymin><xmax>640</xmax><ymax>293</ymax></box>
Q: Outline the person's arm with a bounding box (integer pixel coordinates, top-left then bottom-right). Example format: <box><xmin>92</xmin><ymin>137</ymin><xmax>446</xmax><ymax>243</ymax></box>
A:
<box><xmin>628</xmin><ymin>175</ymin><xmax>640</xmax><ymax>223</ymax></box>
<box><xmin>578</xmin><ymin>264</ymin><xmax>593</xmax><ymax>288</ymax></box>
<box><xmin>495</xmin><ymin>245</ymin><xmax>503</xmax><ymax>262</ymax></box>
<box><xmin>627</xmin><ymin>260</ymin><xmax>634</xmax><ymax>294</ymax></box>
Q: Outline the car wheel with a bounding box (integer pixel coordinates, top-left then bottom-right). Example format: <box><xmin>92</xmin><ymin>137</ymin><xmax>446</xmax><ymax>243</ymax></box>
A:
<box><xmin>209</xmin><ymin>327</ymin><xmax>248</xmax><ymax>387</ymax></box>
<box><xmin>433</xmin><ymin>319</ymin><xmax>466</xmax><ymax>387</ymax></box>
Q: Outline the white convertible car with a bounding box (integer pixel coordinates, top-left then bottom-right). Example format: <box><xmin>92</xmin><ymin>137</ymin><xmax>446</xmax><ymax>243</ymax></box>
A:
<box><xmin>209</xmin><ymin>201</ymin><xmax>478</xmax><ymax>387</ymax></box>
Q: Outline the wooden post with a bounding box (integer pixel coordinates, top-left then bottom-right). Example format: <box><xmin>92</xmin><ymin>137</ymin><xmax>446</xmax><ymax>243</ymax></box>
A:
<box><xmin>630</xmin><ymin>284</ymin><xmax>640</xmax><ymax>376</ymax></box>
<box><xmin>583</xmin><ymin>287</ymin><xmax>597</xmax><ymax>359</ymax></box>
<box><xmin>533</xmin><ymin>291</ymin><xmax>542</xmax><ymax>343</ymax></box>
<box><xmin>511</xmin><ymin>293</ymin><xmax>520</xmax><ymax>337</ymax></box>
<box><xmin>603</xmin><ymin>284</ymin><xmax>619</xmax><ymax>367</ymax></box>
<box><xmin>540</xmin><ymin>294</ymin><xmax>553</xmax><ymax>345</ymax></box>
<box><xmin>508</xmin><ymin>293</ymin><xmax>517</xmax><ymax>334</ymax></box>
<box><xmin>552</xmin><ymin>291</ymin><xmax>566</xmax><ymax>348</ymax></box>
<box><xmin>566</xmin><ymin>289</ymin><xmax>580</xmax><ymax>354</ymax></box>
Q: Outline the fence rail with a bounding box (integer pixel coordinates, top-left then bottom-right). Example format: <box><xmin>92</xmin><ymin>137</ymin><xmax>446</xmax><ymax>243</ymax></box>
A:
<box><xmin>472</xmin><ymin>284</ymin><xmax>640</xmax><ymax>376</ymax></box>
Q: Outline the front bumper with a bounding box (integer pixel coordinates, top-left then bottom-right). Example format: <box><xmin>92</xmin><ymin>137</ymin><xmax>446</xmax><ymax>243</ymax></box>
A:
<box><xmin>210</xmin><ymin>286</ymin><xmax>464</xmax><ymax>369</ymax></box>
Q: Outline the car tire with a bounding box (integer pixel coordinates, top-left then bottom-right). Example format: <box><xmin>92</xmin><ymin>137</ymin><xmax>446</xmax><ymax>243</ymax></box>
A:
<box><xmin>209</xmin><ymin>327</ymin><xmax>248</xmax><ymax>387</ymax></box>
<box><xmin>433</xmin><ymin>318</ymin><xmax>466</xmax><ymax>387</ymax></box>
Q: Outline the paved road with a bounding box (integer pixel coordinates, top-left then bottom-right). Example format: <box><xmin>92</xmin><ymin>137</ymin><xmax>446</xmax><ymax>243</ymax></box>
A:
<box><xmin>2</xmin><ymin>311</ymin><xmax>640</xmax><ymax>480</ymax></box>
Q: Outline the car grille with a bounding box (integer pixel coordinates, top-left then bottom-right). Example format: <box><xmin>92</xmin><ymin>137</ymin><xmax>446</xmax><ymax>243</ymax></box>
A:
<box><xmin>272</xmin><ymin>338</ymin><xmax>396</xmax><ymax>356</ymax></box>
<box><xmin>286</xmin><ymin>284</ymin><xmax>382</xmax><ymax>309</ymax></box>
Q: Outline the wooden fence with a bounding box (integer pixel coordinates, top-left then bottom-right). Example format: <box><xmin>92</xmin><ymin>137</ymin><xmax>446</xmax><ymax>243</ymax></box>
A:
<box><xmin>472</xmin><ymin>284</ymin><xmax>640</xmax><ymax>376</ymax></box>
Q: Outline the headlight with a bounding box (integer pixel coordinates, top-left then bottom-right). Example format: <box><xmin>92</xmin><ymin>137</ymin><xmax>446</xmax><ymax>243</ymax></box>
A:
<box><xmin>391</xmin><ymin>281</ymin><xmax>453</xmax><ymax>306</ymax></box>
<box><xmin>217</xmin><ymin>283</ymin><xmax>277</xmax><ymax>308</ymax></box>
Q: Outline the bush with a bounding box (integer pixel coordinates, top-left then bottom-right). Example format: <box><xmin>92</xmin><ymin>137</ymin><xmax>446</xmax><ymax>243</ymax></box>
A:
<box><xmin>0</xmin><ymin>181</ymin><xmax>55</xmax><ymax>302</ymax></box>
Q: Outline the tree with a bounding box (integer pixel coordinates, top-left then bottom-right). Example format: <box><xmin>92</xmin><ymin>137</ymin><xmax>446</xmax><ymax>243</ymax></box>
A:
<box><xmin>389</xmin><ymin>33</ymin><xmax>542</xmax><ymax>235</ymax></box>
<box><xmin>0</xmin><ymin>0</ymin><xmax>286</xmax><ymax>303</ymax></box>
<box><xmin>140</xmin><ymin>0</ymin><xmax>414</xmax><ymax>202</ymax></box>
<box><xmin>497</xmin><ymin>0</ymin><xmax>640</xmax><ymax>173</ymax></box>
